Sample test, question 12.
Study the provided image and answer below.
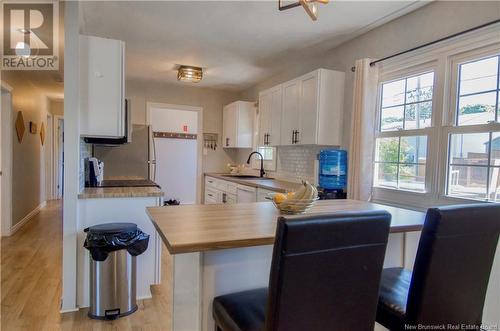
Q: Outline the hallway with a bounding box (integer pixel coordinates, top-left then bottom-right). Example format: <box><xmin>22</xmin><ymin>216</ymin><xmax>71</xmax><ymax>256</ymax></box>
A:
<box><xmin>1</xmin><ymin>201</ymin><xmax>172</xmax><ymax>330</ymax></box>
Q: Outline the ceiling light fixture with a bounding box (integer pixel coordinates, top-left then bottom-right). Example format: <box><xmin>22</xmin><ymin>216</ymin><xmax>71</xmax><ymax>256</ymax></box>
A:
<box><xmin>278</xmin><ymin>0</ymin><xmax>328</xmax><ymax>21</ymax></box>
<box><xmin>177</xmin><ymin>65</ymin><xmax>203</xmax><ymax>83</ymax></box>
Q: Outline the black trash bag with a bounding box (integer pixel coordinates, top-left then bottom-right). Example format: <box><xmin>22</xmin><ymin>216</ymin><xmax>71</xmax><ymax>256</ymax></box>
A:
<box><xmin>84</xmin><ymin>223</ymin><xmax>149</xmax><ymax>262</ymax></box>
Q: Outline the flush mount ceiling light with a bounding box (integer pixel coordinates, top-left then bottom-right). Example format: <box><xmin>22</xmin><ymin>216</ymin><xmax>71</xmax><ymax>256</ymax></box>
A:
<box><xmin>278</xmin><ymin>0</ymin><xmax>328</xmax><ymax>21</ymax></box>
<box><xmin>177</xmin><ymin>65</ymin><xmax>203</xmax><ymax>83</ymax></box>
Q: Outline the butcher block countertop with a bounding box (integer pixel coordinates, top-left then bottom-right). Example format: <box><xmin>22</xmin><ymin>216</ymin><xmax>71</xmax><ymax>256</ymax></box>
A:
<box><xmin>147</xmin><ymin>199</ymin><xmax>426</xmax><ymax>254</ymax></box>
<box><xmin>205</xmin><ymin>173</ymin><xmax>302</xmax><ymax>193</ymax></box>
<box><xmin>78</xmin><ymin>186</ymin><xmax>164</xmax><ymax>199</ymax></box>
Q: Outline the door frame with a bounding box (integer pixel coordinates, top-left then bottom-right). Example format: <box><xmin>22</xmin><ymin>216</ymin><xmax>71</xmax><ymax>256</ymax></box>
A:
<box><xmin>54</xmin><ymin>115</ymin><xmax>64</xmax><ymax>199</ymax></box>
<box><xmin>1</xmin><ymin>81</ymin><xmax>13</xmax><ymax>236</ymax></box>
<box><xmin>45</xmin><ymin>112</ymin><xmax>54</xmax><ymax>200</ymax></box>
<box><xmin>146</xmin><ymin>102</ymin><xmax>203</xmax><ymax>204</ymax></box>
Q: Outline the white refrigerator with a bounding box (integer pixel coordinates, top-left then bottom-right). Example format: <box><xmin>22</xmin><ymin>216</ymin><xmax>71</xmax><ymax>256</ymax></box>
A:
<box><xmin>149</xmin><ymin>107</ymin><xmax>198</xmax><ymax>205</ymax></box>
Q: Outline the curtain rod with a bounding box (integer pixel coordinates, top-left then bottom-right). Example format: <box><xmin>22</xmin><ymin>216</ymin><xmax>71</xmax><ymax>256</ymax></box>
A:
<box><xmin>351</xmin><ymin>18</ymin><xmax>500</xmax><ymax>72</ymax></box>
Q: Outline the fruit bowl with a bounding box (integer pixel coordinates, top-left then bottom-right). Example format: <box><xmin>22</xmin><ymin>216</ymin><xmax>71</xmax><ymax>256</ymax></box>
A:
<box><xmin>268</xmin><ymin>196</ymin><xmax>319</xmax><ymax>214</ymax></box>
<box><xmin>266</xmin><ymin>181</ymin><xmax>319</xmax><ymax>214</ymax></box>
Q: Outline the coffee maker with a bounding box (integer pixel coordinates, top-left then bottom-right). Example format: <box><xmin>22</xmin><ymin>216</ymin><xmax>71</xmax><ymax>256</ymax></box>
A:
<box><xmin>87</xmin><ymin>157</ymin><xmax>104</xmax><ymax>187</ymax></box>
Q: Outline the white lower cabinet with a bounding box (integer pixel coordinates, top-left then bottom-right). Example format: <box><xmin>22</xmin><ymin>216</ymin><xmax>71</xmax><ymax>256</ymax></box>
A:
<box><xmin>204</xmin><ymin>177</ymin><xmax>239</xmax><ymax>205</ymax></box>
<box><xmin>205</xmin><ymin>177</ymin><xmax>272</xmax><ymax>204</ymax></box>
<box><xmin>236</xmin><ymin>185</ymin><xmax>257</xmax><ymax>203</ymax></box>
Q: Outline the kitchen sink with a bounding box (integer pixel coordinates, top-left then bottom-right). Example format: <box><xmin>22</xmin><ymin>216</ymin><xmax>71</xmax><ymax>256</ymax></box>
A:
<box><xmin>222</xmin><ymin>175</ymin><xmax>274</xmax><ymax>180</ymax></box>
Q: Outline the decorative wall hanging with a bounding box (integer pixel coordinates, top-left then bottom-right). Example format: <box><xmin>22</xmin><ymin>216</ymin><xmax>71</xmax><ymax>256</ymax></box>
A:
<box><xmin>15</xmin><ymin>111</ymin><xmax>25</xmax><ymax>143</ymax></box>
<box><xmin>153</xmin><ymin>131</ymin><xmax>197</xmax><ymax>140</ymax></box>
<box><xmin>29</xmin><ymin>121</ymin><xmax>37</xmax><ymax>134</ymax></box>
<box><xmin>40</xmin><ymin>122</ymin><xmax>46</xmax><ymax>145</ymax></box>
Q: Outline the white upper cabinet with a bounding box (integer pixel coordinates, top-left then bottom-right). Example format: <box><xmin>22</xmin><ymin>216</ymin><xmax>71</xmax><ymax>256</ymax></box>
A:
<box><xmin>281</xmin><ymin>80</ymin><xmax>300</xmax><ymax>145</ymax></box>
<box><xmin>222</xmin><ymin>101</ymin><xmax>255</xmax><ymax>148</ymax></box>
<box><xmin>265</xmin><ymin>68</ymin><xmax>344</xmax><ymax>146</ymax></box>
<box><xmin>258</xmin><ymin>85</ymin><xmax>282</xmax><ymax>146</ymax></box>
<box><xmin>80</xmin><ymin>35</ymin><xmax>125</xmax><ymax>138</ymax></box>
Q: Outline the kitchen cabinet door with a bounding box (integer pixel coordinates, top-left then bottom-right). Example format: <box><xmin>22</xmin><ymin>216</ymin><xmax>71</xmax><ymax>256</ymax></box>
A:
<box><xmin>269</xmin><ymin>85</ymin><xmax>282</xmax><ymax>146</ymax></box>
<box><xmin>204</xmin><ymin>189</ymin><xmax>219</xmax><ymax>204</ymax></box>
<box><xmin>223</xmin><ymin>101</ymin><xmax>254</xmax><ymax>148</ymax></box>
<box><xmin>223</xmin><ymin>103</ymin><xmax>237</xmax><ymax>147</ymax></box>
<box><xmin>80</xmin><ymin>35</ymin><xmax>125</xmax><ymax>138</ymax></box>
<box><xmin>280</xmin><ymin>80</ymin><xmax>300</xmax><ymax>146</ymax></box>
<box><xmin>258</xmin><ymin>91</ymin><xmax>271</xmax><ymax>146</ymax></box>
<box><xmin>298</xmin><ymin>71</ymin><xmax>319</xmax><ymax>145</ymax></box>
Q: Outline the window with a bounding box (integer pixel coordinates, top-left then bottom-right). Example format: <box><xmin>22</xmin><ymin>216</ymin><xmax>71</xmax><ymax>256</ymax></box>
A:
<box><xmin>380</xmin><ymin>72</ymin><xmax>434</xmax><ymax>131</ymax></box>
<box><xmin>375</xmin><ymin>136</ymin><xmax>427</xmax><ymax>191</ymax></box>
<box><xmin>374</xmin><ymin>71</ymin><xmax>434</xmax><ymax>193</ymax></box>
<box><xmin>371</xmin><ymin>33</ymin><xmax>500</xmax><ymax>207</ymax></box>
<box><xmin>257</xmin><ymin>146</ymin><xmax>275</xmax><ymax>161</ymax></box>
<box><xmin>456</xmin><ymin>55</ymin><xmax>499</xmax><ymax>126</ymax></box>
<box><xmin>446</xmin><ymin>54</ymin><xmax>500</xmax><ymax>202</ymax></box>
<box><xmin>252</xmin><ymin>146</ymin><xmax>277</xmax><ymax>172</ymax></box>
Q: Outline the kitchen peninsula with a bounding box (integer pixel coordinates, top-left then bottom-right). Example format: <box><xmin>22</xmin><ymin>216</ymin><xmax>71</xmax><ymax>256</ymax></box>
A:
<box><xmin>147</xmin><ymin>200</ymin><xmax>426</xmax><ymax>331</ymax></box>
<box><xmin>78</xmin><ymin>183</ymin><xmax>164</xmax><ymax>308</ymax></box>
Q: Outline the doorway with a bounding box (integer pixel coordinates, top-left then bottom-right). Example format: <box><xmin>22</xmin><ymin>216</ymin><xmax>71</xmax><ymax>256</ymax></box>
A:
<box><xmin>1</xmin><ymin>82</ymin><xmax>13</xmax><ymax>236</ymax></box>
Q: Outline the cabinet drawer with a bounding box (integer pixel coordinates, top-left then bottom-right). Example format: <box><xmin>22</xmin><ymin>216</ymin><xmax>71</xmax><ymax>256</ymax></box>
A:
<box><xmin>215</xmin><ymin>179</ymin><xmax>228</xmax><ymax>191</ymax></box>
<box><xmin>205</xmin><ymin>176</ymin><xmax>217</xmax><ymax>189</ymax></box>
<box><xmin>204</xmin><ymin>188</ymin><xmax>219</xmax><ymax>204</ymax></box>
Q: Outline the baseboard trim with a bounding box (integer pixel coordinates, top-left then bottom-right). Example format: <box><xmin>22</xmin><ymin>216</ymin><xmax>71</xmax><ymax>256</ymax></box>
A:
<box><xmin>10</xmin><ymin>201</ymin><xmax>47</xmax><ymax>235</ymax></box>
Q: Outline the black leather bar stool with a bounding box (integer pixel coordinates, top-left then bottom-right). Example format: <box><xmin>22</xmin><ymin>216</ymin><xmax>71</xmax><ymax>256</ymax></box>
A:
<box><xmin>376</xmin><ymin>204</ymin><xmax>500</xmax><ymax>331</ymax></box>
<box><xmin>213</xmin><ymin>211</ymin><xmax>392</xmax><ymax>331</ymax></box>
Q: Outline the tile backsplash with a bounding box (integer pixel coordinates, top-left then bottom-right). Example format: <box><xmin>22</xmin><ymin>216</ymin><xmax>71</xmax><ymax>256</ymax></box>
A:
<box><xmin>274</xmin><ymin>145</ymin><xmax>329</xmax><ymax>184</ymax></box>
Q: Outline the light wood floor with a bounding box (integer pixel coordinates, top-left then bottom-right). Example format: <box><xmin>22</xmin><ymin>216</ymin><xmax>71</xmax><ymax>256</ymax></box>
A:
<box><xmin>1</xmin><ymin>200</ymin><xmax>173</xmax><ymax>330</ymax></box>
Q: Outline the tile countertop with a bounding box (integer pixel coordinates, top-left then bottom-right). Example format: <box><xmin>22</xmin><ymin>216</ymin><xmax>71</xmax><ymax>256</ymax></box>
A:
<box><xmin>205</xmin><ymin>173</ymin><xmax>302</xmax><ymax>193</ymax></box>
<box><xmin>78</xmin><ymin>186</ymin><xmax>164</xmax><ymax>199</ymax></box>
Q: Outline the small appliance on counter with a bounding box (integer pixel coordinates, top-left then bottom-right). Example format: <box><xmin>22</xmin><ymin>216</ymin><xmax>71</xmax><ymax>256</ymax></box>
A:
<box><xmin>87</xmin><ymin>157</ymin><xmax>104</xmax><ymax>187</ymax></box>
<box><xmin>317</xmin><ymin>149</ymin><xmax>347</xmax><ymax>200</ymax></box>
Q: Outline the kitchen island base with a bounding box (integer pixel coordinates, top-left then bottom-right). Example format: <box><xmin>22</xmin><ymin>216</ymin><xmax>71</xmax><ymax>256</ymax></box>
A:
<box><xmin>171</xmin><ymin>235</ymin><xmax>410</xmax><ymax>331</ymax></box>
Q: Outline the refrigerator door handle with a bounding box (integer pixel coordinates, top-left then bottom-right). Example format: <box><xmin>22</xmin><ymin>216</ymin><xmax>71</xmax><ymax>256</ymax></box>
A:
<box><xmin>149</xmin><ymin>126</ymin><xmax>157</xmax><ymax>182</ymax></box>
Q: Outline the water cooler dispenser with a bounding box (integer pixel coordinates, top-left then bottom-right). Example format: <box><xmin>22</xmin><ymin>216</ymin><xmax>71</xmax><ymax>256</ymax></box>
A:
<box><xmin>317</xmin><ymin>149</ymin><xmax>347</xmax><ymax>200</ymax></box>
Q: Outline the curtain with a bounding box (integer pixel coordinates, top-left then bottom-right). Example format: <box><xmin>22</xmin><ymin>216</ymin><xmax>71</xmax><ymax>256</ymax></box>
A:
<box><xmin>347</xmin><ymin>59</ymin><xmax>379</xmax><ymax>201</ymax></box>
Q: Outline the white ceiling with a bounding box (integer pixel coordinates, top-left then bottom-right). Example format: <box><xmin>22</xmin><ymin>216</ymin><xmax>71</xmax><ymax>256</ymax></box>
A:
<box><xmin>80</xmin><ymin>1</ymin><xmax>428</xmax><ymax>91</ymax></box>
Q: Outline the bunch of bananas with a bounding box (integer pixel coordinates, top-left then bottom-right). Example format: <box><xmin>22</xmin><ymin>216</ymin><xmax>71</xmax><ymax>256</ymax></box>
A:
<box><xmin>270</xmin><ymin>181</ymin><xmax>318</xmax><ymax>214</ymax></box>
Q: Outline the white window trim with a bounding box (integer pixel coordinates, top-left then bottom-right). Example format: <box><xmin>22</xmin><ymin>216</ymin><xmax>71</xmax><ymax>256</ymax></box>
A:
<box><xmin>437</xmin><ymin>46</ymin><xmax>500</xmax><ymax>202</ymax></box>
<box><xmin>371</xmin><ymin>24</ymin><xmax>500</xmax><ymax>209</ymax></box>
<box><xmin>373</xmin><ymin>61</ymin><xmax>439</xmax><ymax>203</ymax></box>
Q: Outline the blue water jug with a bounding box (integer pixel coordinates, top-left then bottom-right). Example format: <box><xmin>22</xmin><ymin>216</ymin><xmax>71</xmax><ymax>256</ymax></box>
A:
<box><xmin>318</xmin><ymin>150</ymin><xmax>347</xmax><ymax>190</ymax></box>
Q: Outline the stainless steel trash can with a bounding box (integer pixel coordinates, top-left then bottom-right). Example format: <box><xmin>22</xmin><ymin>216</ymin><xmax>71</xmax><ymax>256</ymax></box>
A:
<box><xmin>84</xmin><ymin>222</ymin><xmax>149</xmax><ymax>320</ymax></box>
<box><xmin>89</xmin><ymin>250</ymin><xmax>137</xmax><ymax>319</ymax></box>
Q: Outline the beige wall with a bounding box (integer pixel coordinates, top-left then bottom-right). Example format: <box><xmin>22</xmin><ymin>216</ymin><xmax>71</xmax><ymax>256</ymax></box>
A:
<box><xmin>126</xmin><ymin>79</ymin><xmax>244</xmax><ymax>173</ymax></box>
<box><xmin>49</xmin><ymin>99</ymin><xmax>64</xmax><ymax>116</ymax></box>
<box><xmin>2</xmin><ymin>72</ymin><xmax>49</xmax><ymax>226</ymax></box>
<box><xmin>240</xmin><ymin>1</ymin><xmax>500</xmax><ymax>150</ymax></box>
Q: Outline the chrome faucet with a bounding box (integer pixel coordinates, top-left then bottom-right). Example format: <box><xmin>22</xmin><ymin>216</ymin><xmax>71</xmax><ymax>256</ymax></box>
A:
<box><xmin>246</xmin><ymin>151</ymin><xmax>266</xmax><ymax>178</ymax></box>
